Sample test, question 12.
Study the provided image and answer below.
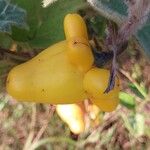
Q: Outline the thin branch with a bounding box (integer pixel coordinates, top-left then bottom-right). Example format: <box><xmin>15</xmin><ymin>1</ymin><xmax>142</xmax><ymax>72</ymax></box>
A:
<box><xmin>118</xmin><ymin>0</ymin><xmax>150</xmax><ymax>43</ymax></box>
<box><xmin>0</xmin><ymin>48</ymin><xmax>31</xmax><ymax>62</ymax></box>
<box><xmin>23</xmin><ymin>104</ymin><xmax>37</xmax><ymax>150</ymax></box>
<box><xmin>32</xmin><ymin>105</ymin><xmax>55</xmax><ymax>143</ymax></box>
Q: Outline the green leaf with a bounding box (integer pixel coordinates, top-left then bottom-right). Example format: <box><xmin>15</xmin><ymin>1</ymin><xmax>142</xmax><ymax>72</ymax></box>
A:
<box><xmin>0</xmin><ymin>0</ymin><xmax>27</xmax><ymax>33</ymax></box>
<box><xmin>88</xmin><ymin>0</ymin><xmax>150</xmax><ymax>57</ymax></box>
<box><xmin>128</xmin><ymin>83</ymin><xmax>145</xmax><ymax>99</ymax></box>
<box><xmin>11</xmin><ymin>0</ymin><xmax>86</xmax><ymax>49</ymax></box>
<box><xmin>119</xmin><ymin>92</ymin><xmax>136</xmax><ymax>109</ymax></box>
<box><xmin>0</xmin><ymin>94</ymin><xmax>8</xmax><ymax>111</ymax></box>
<box><xmin>87</xmin><ymin>15</ymin><xmax>106</xmax><ymax>38</ymax></box>
<box><xmin>0</xmin><ymin>33</ymin><xmax>13</xmax><ymax>48</ymax></box>
<box><xmin>136</xmin><ymin>22</ymin><xmax>150</xmax><ymax>57</ymax></box>
<box><xmin>87</xmin><ymin>0</ymin><xmax>126</xmax><ymax>24</ymax></box>
<box><xmin>0</xmin><ymin>60</ymin><xmax>11</xmax><ymax>75</ymax></box>
<box><xmin>100</xmin><ymin>0</ymin><xmax>127</xmax><ymax>16</ymax></box>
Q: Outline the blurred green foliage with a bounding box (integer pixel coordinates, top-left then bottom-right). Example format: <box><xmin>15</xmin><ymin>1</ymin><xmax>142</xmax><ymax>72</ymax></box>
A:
<box><xmin>0</xmin><ymin>0</ymin><xmax>27</xmax><ymax>33</ymax></box>
<box><xmin>119</xmin><ymin>92</ymin><xmax>136</xmax><ymax>109</ymax></box>
<box><xmin>88</xmin><ymin>0</ymin><xmax>150</xmax><ymax>57</ymax></box>
<box><xmin>10</xmin><ymin>0</ymin><xmax>86</xmax><ymax>48</ymax></box>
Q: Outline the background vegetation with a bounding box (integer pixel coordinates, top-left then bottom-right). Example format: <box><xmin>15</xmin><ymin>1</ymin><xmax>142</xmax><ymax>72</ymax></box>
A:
<box><xmin>0</xmin><ymin>0</ymin><xmax>150</xmax><ymax>149</ymax></box>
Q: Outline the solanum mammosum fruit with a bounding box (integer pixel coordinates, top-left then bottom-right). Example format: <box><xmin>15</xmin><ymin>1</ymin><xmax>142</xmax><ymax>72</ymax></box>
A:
<box><xmin>56</xmin><ymin>103</ymin><xmax>85</xmax><ymax>134</ymax></box>
<box><xmin>6</xmin><ymin>14</ymin><xmax>93</xmax><ymax>104</ymax></box>
<box><xmin>6</xmin><ymin>13</ymin><xmax>120</xmax><ymax>112</ymax></box>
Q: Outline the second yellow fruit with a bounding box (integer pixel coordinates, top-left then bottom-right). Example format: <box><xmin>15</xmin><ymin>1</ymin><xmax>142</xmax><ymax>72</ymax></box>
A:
<box><xmin>56</xmin><ymin>103</ymin><xmax>85</xmax><ymax>134</ymax></box>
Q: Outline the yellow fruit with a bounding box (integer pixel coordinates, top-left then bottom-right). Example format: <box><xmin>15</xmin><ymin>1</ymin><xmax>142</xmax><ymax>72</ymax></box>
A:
<box><xmin>64</xmin><ymin>14</ymin><xmax>88</xmax><ymax>40</ymax></box>
<box><xmin>91</xmin><ymin>97</ymin><xmax>119</xmax><ymax>112</ymax></box>
<box><xmin>6</xmin><ymin>13</ymin><xmax>93</xmax><ymax>104</ymax></box>
<box><xmin>83</xmin><ymin>68</ymin><xmax>120</xmax><ymax>112</ymax></box>
<box><xmin>6</xmin><ymin>13</ymin><xmax>120</xmax><ymax>112</ymax></box>
<box><xmin>6</xmin><ymin>41</ymin><xmax>87</xmax><ymax>104</ymax></box>
<box><xmin>67</xmin><ymin>37</ymin><xmax>94</xmax><ymax>72</ymax></box>
<box><xmin>56</xmin><ymin>103</ymin><xmax>85</xmax><ymax>134</ymax></box>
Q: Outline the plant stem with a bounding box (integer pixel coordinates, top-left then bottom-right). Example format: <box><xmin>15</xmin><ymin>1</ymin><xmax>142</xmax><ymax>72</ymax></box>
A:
<box><xmin>0</xmin><ymin>48</ymin><xmax>30</xmax><ymax>62</ymax></box>
<box><xmin>29</xmin><ymin>137</ymin><xmax>78</xmax><ymax>150</ymax></box>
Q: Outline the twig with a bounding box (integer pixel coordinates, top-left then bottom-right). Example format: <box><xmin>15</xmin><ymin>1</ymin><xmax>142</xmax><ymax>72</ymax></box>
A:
<box><xmin>23</xmin><ymin>131</ymin><xmax>35</xmax><ymax>150</ymax></box>
<box><xmin>30</xmin><ymin>104</ymin><xmax>37</xmax><ymax>130</ymax></box>
<box><xmin>33</xmin><ymin>124</ymin><xmax>48</xmax><ymax>142</ymax></box>
<box><xmin>0</xmin><ymin>48</ymin><xmax>30</xmax><ymax>62</ymax></box>
<box><xmin>23</xmin><ymin>104</ymin><xmax>37</xmax><ymax>150</ymax></box>
<box><xmin>32</xmin><ymin>105</ymin><xmax>55</xmax><ymax>143</ymax></box>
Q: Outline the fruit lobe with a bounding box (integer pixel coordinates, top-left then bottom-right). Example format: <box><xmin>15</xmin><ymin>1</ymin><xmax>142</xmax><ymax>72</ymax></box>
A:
<box><xmin>64</xmin><ymin>14</ymin><xmax>88</xmax><ymax>40</ymax></box>
<box><xmin>67</xmin><ymin>37</ymin><xmax>94</xmax><ymax>72</ymax></box>
<box><xmin>83</xmin><ymin>68</ymin><xmax>120</xmax><ymax>112</ymax></box>
<box><xmin>6</xmin><ymin>41</ymin><xmax>87</xmax><ymax>104</ymax></box>
<box><xmin>6</xmin><ymin>13</ymin><xmax>120</xmax><ymax>112</ymax></box>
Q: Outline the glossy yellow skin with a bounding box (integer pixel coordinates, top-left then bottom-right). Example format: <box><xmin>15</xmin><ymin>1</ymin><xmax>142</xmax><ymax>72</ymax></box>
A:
<box><xmin>83</xmin><ymin>68</ymin><xmax>120</xmax><ymax>112</ymax></box>
<box><xmin>6</xmin><ymin>41</ymin><xmax>88</xmax><ymax>103</ymax></box>
<box><xmin>6</xmin><ymin>13</ymin><xmax>120</xmax><ymax>112</ymax></box>
<box><xmin>67</xmin><ymin>37</ymin><xmax>94</xmax><ymax>72</ymax></box>
<box><xmin>64</xmin><ymin>14</ymin><xmax>88</xmax><ymax>40</ymax></box>
<box><xmin>56</xmin><ymin>104</ymin><xmax>85</xmax><ymax>134</ymax></box>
